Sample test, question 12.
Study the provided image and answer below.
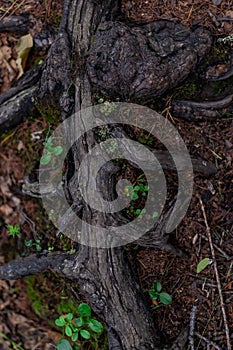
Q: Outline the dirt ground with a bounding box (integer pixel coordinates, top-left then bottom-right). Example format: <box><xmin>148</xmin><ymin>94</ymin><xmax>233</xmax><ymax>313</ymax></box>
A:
<box><xmin>0</xmin><ymin>1</ymin><xmax>232</xmax><ymax>349</ymax></box>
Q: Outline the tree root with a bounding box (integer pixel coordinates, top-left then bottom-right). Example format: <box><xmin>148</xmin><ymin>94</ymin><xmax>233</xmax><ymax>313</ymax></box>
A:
<box><xmin>171</xmin><ymin>94</ymin><xmax>233</xmax><ymax>121</ymax></box>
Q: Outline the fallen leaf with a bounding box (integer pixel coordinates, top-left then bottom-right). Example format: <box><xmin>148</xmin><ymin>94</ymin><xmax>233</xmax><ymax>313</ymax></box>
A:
<box><xmin>0</xmin><ymin>49</ymin><xmax>3</xmax><ymax>65</ymax></box>
<box><xmin>226</xmin><ymin>10</ymin><xmax>233</xmax><ymax>19</ymax></box>
<box><xmin>0</xmin><ymin>183</ymin><xmax>11</xmax><ymax>197</ymax></box>
<box><xmin>17</xmin><ymin>140</ymin><xmax>25</xmax><ymax>151</ymax></box>
<box><xmin>223</xmin><ymin>21</ymin><xmax>233</xmax><ymax>32</ymax></box>
<box><xmin>4</xmin><ymin>59</ymin><xmax>16</xmax><ymax>82</ymax></box>
<box><xmin>1</xmin><ymin>46</ymin><xmax>12</xmax><ymax>61</ymax></box>
<box><xmin>9</xmin><ymin>58</ymin><xmax>18</xmax><ymax>71</ymax></box>
<box><xmin>0</xmin><ymin>300</ymin><xmax>10</xmax><ymax>311</ymax></box>
<box><xmin>0</xmin><ymin>204</ymin><xmax>13</xmax><ymax>216</ymax></box>
<box><xmin>0</xmin><ymin>280</ymin><xmax>8</xmax><ymax>289</ymax></box>
<box><xmin>15</xmin><ymin>34</ymin><xmax>33</xmax><ymax>79</ymax></box>
<box><xmin>9</xmin><ymin>196</ymin><xmax>21</xmax><ymax>208</ymax></box>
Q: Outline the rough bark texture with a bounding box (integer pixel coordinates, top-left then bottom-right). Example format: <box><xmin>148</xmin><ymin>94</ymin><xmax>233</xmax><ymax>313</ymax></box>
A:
<box><xmin>0</xmin><ymin>67</ymin><xmax>41</xmax><ymax>131</ymax></box>
<box><xmin>171</xmin><ymin>94</ymin><xmax>233</xmax><ymax>121</ymax></box>
<box><xmin>0</xmin><ymin>15</ymin><xmax>29</xmax><ymax>33</ymax></box>
<box><xmin>61</xmin><ymin>248</ymin><xmax>160</xmax><ymax>349</ymax></box>
<box><xmin>0</xmin><ymin>252</ymin><xmax>72</xmax><ymax>280</ymax></box>
<box><xmin>87</xmin><ymin>20</ymin><xmax>212</xmax><ymax>101</ymax></box>
<box><xmin>0</xmin><ymin>0</ymin><xmax>221</xmax><ymax>349</ymax></box>
<box><xmin>51</xmin><ymin>2</ymin><xmax>163</xmax><ymax>348</ymax></box>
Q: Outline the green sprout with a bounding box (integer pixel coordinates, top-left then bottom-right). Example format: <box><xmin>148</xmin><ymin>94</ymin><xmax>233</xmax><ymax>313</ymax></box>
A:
<box><xmin>55</xmin><ymin>302</ymin><xmax>104</xmax><ymax>350</ymax></box>
<box><xmin>40</xmin><ymin>136</ymin><xmax>63</xmax><ymax>165</ymax></box>
<box><xmin>125</xmin><ymin>183</ymin><xmax>149</xmax><ymax>201</ymax></box>
<box><xmin>137</xmin><ymin>132</ymin><xmax>153</xmax><ymax>146</ymax></box>
<box><xmin>6</xmin><ymin>224</ymin><xmax>20</xmax><ymax>238</ymax></box>
<box><xmin>24</xmin><ymin>239</ymin><xmax>42</xmax><ymax>252</ymax></box>
<box><xmin>97</xmin><ymin>129</ymin><xmax>108</xmax><ymax>141</ymax></box>
<box><xmin>149</xmin><ymin>281</ymin><xmax>172</xmax><ymax>310</ymax></box>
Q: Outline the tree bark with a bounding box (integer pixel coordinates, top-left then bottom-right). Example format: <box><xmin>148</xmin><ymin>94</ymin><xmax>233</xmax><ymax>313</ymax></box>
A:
<box><xmin>46</xmin><ymin>2</ymin><xmax>162</xmax><ymax>348</ymax></box>
<box><xmin>0</xmin><ymin>251</ymin><xmax>71</xmax><ymax>280</ymax></box>
<box><xmin>0</xmin><ymin>67</ymin><xmax>41</xmax><ymax>131</ymax></box>
<box><xmin>0</xmin><ymin>15</ymin><xmax>29</xmax><ymax>33</ymax></box>
<box><xmin>171</xmin><ymin>94</ymin><xmax>233</xmax><ymax>121</ymax></box>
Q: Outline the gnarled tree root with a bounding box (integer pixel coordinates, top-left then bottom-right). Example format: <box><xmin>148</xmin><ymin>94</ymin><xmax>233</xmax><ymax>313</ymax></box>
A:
<box><xmin>0</xmin><ymin>67</ymin><xmax>41</xmax><ymax>132</ymax></box>
<box><xmin>171</xmin><ymin>94</ymin><xmax>233</xmax><ymax>121</ymax></box>
<box><xmin>0</xmin><ymin>1</ymin><xmax>219</xmax><ymax>348</ymax></box>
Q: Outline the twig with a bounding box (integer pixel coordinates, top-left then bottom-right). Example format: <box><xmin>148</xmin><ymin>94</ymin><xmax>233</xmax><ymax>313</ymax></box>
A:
<box><xmin>195</xmin><ymin>332</ymin><xmax>221</xmax><ymax>350</ymax></box>
<box><xmin>166</xmin><ymin>327</ymin><xmax>189</xmax><ymax>350</ymax></box>
<box><xmin>189</xmin><ymin>305</ymin><xmax>197</xmax><ymax>350</ymax></box>
<box><xmin>200</xmin><ymin>234</ymin><xmax>232</xmax><ymax>260</ymax></box>
<box><xmin>19</xmin><ymin>209</ymin><xmax>38</xmax><ymax>241</ymax></box>
<box><xmin>198</xmin><ymin>196</ymin><xmax>232</xmax><ymax>350</ymax></box>
<box><xmin>218</xmin><ymin>17</ymin><xmax>233</xmax><ymax>21</ymax></box>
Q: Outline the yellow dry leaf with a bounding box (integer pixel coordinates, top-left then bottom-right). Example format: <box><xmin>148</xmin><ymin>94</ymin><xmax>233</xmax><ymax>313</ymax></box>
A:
<box><xmin>15</xmin><ymin>33</ymin><xmax>33</xmax><ymax>79</ymax></box>
<box><xmin>226</xmin><ymin>10</ymin><xmax>233</xmax><ymax>19</ymax></box>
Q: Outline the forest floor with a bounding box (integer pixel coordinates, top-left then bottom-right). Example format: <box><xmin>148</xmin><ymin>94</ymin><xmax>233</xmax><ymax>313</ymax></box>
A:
<box><xmin>0</xmin><ymin>0</ymin><xmax>232</xmax><ymax>349</ymax></box>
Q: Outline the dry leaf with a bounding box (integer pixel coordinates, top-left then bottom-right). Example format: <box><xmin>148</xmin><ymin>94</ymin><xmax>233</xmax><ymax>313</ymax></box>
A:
<box><xmin>0</xmin><ymin>49</ymin><xmax>3</xmax><ymax>65</ymax></box>
<box><xmin>9</xmin><ymin>58</ymin><xmax>18</xmax><ymax>70</ymax></box>
<box><xmin>223</xmin><ymin>21</ymin><xmax>233</xmax><ymax>32</ymax></box>
<box><xmin>0</xmin><ymin>183</ymin><xmax>11</xmax><ymax>197</ymax></box>
<box><xmin>9</xmin><ymin>196</ymin><xmax>21</xmax><ymax>208</ymax></box>
<box><xmin>15</xmin><ymin>34</ymin><xmax>33</xmax><ymax>79</ymax></box>
<box><xmin>1</xmin><ymin>46</ymin><xmax>11</xmax><ymax>61</ymax></box>
<box><xmin>0</xmin><ymin>204</ymin><xmax>13</xmax><ymax>216</ymax></box>
<box><xmin>226</xmin><ymin>10</ymin><xmax>233</xmax><ymax>19</ymax></box>
<box><xmin>17</xmin><ymin>140</ymin><xmax>25</xmax><ymax>151</ymax></box>
<box><xmin>4</xmin><ymin>59</ymin><xmax>16</xmax><ymax>82</ymax></box>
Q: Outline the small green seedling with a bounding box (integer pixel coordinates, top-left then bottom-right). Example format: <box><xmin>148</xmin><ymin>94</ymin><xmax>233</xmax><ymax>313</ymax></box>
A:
<box><xmin>125</xmin><ymin>183</ymin><xmax>149</xmax><ymax>201</ymax></box>
<box><xmin>40</xmin><ymin>136</ymin><xmax>63</xmax><ymax>165</ymax></box>
<box><xmin>149</xmin><ymin>281</ymin><xmax>172</xmax><ymax>310</ymax></box>
<box><xmin>125</xmin><ymin>182</ymin><xmax>159</xmax><ymax>219</ymax></box>
<box><xmin>55</xmin><ymin>302</ymin><xmax>104</xmax><ymax>350</ymax></box>
<box><xmin>6</xmin><ymin>224</ymin><xmax>20</xmax><ymax>238</ymax></box>
<box><xmin>97</xmin><ymin>129</ymin><xmax>108</xmax><ymax>141</ymax></box>
<box><xmin>24</xmin><ymin>239</ymin><xmax>42</xmax><ymax>252</ymax></box>
<box><xmin>137</xmin><ymin>132</ymin><xmax>153</xmax><ymax>146</ymax></box>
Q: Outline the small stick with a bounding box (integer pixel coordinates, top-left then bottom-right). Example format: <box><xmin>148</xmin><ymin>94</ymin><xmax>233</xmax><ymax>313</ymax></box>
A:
<box><xmin>189</xmin><ymin>305</ymin><xmax>197</xmax><ymax>350</ymax></box>
<box><xmin>200</xmin><ymin>234</ymin><xmax>232</xmax><ymax>260</ymax></box>
<box><xmin>198</xmin><ymin>196</ymin><xmax>232</xmax><ymax>350</ymax></box>
<box><xmin>217</xmin><ymin>17</ymin><xmax>233</xmax><ymax>21</ymax></box>
<box><xmin>195</xmin><ymin>332</ymin><xmax>221</xmax><ymax>350</ymax></box>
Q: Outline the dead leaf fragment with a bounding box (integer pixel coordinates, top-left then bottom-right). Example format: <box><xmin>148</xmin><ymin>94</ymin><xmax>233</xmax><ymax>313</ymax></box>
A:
<box><xmin>0</xmin><ymin>204</ymin><xmax>13</xmax><ymax>216</ymax></box>
<box><xmin>0</xmin><ymin>182</ymin><xmax>11</xmax><ymax>197</ymax></box>
<box><xmin>226</xmin><ymin>10</ymin><xmax>233</xmax><ymax>19</ymax></box>
<box><xmin>9</xmin><ymin>196</ymin><xmax>21</xmax><ymax>208</ymax></box>
<box><xmin>9</xmin><ymin>58</ymin><xmax>18</xmax><ymax>71</ymax></box>
<box><xmin>1</xmin><ymin>46</ymin><xmax>11</xmax><ymax>61</ymax></box>
<box><xmin>17</xmin><ymin>140</ymin><xmax>25</xmax><ymax>151</ymax></box>
<box><xmin>15</xmin><ymin>34</ymin><xmax>33</xmax><ymax>79</ymax></box>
